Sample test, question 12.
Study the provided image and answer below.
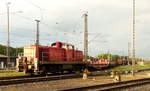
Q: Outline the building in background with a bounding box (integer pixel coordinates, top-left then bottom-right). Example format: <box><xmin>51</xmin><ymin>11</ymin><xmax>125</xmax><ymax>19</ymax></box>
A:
<box><xmin>0</xmin><ymin>54</ymin><xmax>16</xmax><ymax>69</ymax></box>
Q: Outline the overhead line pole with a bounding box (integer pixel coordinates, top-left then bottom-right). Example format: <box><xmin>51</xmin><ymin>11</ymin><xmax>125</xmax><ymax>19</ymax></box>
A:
<box><xmin>35</xmin><ymin>20</ymin><xmax>40</xmax><ymax>45</ymax></box>
<box><xmin>132</xmin><ymin>0</ymin><xmax>136</xmax><ymax>76</ymax></box>
<box><xmin>83</xmin><ymin>13</ymin><xmax>88</xmax><ymax>60</ymax></box>
<box><xmin>6</xmin><ymin>2</ymin><xmax>11</xmax><ymax>68</ymax></box>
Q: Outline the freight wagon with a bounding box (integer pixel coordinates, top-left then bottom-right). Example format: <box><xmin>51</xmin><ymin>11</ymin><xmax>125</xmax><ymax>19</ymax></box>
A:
<box><xmin>87</xmin><ymin>58</ymin><xmax>127</xmax><ymax>70</ymax></box>
<box><xmin>88</xmin><ymin>59</ymin><xmax>110</xmax><ymax>69</ymax></box>
<box><xmin>16</xmin><ymin>42</ymin><xmax>85</xmax><ymax>75</ymax></box>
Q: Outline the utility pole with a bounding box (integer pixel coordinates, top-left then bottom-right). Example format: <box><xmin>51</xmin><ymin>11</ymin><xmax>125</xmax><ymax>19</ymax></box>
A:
<box><xmin>132</xmin><ymin>0</ymin><xmax>136</xmax><ymax>76</ymax></box>
<box><xmin>35</xmin><ymin>20</ymin><xmax>40</xmax><ymax>45</ymax></box>
<box><xmin>83</xmin><ymin>13</ymin><xmax>88</xmax><ymax>60</ymax></box>
<box><xmin>6</xmin><ymin>2</ymin><xmax>11</xmax><ymax>68</ymax></box>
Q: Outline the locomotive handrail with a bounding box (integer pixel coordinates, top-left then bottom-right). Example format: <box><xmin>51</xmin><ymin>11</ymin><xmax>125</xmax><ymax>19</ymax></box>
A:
<box><xmin>41</xmin><ymin>52</ymin><xmax>49</xmax><ymax>62</ymax></box>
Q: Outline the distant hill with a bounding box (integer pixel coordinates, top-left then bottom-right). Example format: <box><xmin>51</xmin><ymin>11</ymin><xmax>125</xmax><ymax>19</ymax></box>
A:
<box><xmin>0</xmin><ymin>44</ymin><xmax>23</xmax><ymax>56</ymax></box>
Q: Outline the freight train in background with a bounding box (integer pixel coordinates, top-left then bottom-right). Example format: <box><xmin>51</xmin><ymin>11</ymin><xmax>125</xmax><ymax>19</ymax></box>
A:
<box><xmin>16</xmin><ymin>41</ymin><xmax>128</xmax><ymax>75</ymax></box>
<box><xmin>87</xmin><ymin>58</ymin><xmax>128</xmax><ymax>70</ymax></box>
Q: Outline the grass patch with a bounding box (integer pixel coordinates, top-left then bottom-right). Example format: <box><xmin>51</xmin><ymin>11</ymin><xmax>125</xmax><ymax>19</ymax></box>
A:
<box><xmin>0</xmin><ymin>71</ymin><xmax>26</xmax><ymax>77</ymax></box>
<box><xmin>103</xmin><ymin>61</ymin><xmax>150</xmax><ymax>72</ymax></box>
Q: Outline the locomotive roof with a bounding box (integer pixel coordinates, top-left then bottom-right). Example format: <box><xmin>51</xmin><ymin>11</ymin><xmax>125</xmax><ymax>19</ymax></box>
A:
<box><xmin>51</xmin><ymin>41</ymin><xmax>74</xmax><ymax>46</ymax></box>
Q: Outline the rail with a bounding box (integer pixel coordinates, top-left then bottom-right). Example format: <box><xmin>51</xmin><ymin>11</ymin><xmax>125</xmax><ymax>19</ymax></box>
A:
<box><xmin>62</xmin><ymin>78</ymin><xmax>150</xmax><ymax>91</ymax></box>
<box><xmin>0</xmin><ymin>74</ymin><xmax>82</xmax><ymax>86</ymax></box>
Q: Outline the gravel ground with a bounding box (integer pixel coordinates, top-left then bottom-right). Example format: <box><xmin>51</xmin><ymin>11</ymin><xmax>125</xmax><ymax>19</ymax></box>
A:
<box><xmin>0</xmin><ymin>71</ymin><xmax>150</xmax><ymax>91</ymax></box>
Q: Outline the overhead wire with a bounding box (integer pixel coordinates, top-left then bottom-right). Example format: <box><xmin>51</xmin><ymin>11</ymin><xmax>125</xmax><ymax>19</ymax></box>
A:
<box><xmin>21</xmin><ymin>0</ymin><xmax>44</xmax><ymax>21</ymax></box>
<box><xmin>14</xmin><ymin>13</ymin><xmax>78</xmax><ymax>36</ymax></box>
<box><xmin>88</xmin><ymin>33</ymin><xmax>102</xmax><ymax>44</ymax></box>
<box><xmin>1</xmin><ymin>1</ymin><xmax>105</xmax><ymax>48</ymax></box>
<box><xmin>0</xmin><ymin>0</ymin><xmax>82</xmax><ymax>47</ymax></box>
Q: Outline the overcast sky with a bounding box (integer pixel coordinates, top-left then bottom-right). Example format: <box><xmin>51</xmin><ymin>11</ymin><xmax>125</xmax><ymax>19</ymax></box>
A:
<box><xmin>0</xmin><ymin>0</ymin><xmax>150</xmax><ymax>57</ymax></box>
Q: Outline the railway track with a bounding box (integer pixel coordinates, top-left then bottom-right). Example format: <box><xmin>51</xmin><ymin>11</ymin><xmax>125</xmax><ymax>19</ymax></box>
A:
<box><xmin>0</xmin><ymin>71</ymin><xmax>110</xmax><ymax>86</ymax></box>
<box><xmin>62</xmin><ymin>77</ymin><xmax>150</xmax><ymax>91</ymax></box>
<box><xmin>0</xmin><ymin>74</ymin><xmax>83</xmax><ymax>86</ymax></box>
<box><xmin>0</xmin><ymin>68</ymin><xmax>149</xmax><ymax>87</ymax></box>
<box><xmin>0</xmin><ymin>75</ymin><xmax>33</xmax><ymax>80</ymax></box>
<box><xmin>0</xmin><ymin>71</ymin><xmax>112</xmax><ymax>87</ymax></box>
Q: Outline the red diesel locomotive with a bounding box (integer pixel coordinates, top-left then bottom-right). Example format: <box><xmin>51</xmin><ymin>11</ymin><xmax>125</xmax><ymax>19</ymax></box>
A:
<box><xmin>16</xmin><ymin>42</ymin><xmax>85</xmax><ymax>75</ymax></box>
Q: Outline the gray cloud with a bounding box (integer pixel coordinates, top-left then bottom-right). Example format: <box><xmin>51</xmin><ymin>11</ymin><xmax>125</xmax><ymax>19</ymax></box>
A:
<box><xmin>0</xmin><ymin>0</ymin><xmax>150</xmax><ymax>57</ymax></box>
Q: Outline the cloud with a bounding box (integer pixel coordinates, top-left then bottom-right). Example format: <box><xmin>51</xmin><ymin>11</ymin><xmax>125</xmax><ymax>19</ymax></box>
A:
<box><xmin>0</xmin><ymin>0</ymin><xmax>150</xmax><ymax>57</ymax></box>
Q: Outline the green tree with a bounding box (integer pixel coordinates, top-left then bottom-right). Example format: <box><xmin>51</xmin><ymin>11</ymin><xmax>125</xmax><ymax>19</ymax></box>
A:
<box><xmin>97</xmin><ymin>53</ymin><xmax>112</xmax><ymax>60</ymax></box>
<box><xmin>96</xmin><ymin>53</ymin><xmax>127</xmax><ymax>62</ymax></box>
<box><xmin>0</xmin><ymin>44</ymin><xmax>23</xmax><ymax>56</ymax></box>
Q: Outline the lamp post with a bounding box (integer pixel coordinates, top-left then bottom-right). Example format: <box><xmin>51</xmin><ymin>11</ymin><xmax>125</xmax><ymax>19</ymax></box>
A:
<box><xmin>6</xmin><ymin>2</ymin><xmax>22</xmax><ymax>68</ymax></box>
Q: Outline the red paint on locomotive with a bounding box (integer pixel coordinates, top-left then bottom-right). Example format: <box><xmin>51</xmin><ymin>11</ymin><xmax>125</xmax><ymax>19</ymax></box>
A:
<box><xmin>24</xmin><ymin>42</ymin><xmax>83</xmax><ymax>62</ymax></box>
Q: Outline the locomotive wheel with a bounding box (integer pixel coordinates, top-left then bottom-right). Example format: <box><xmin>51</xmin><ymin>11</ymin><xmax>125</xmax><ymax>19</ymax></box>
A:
<box><xmin>68</xmin><ymin>70</ymin><xmax>73</xmax><ymax>73</ymax></box>
<box><xmin>18</xmin><ymin>68</ymin><xmax>23</xmax><ymax>72</ymax></box>
<box><xmin>41</xmin><ymin>66</ymin><xmax>47</xmax><ymax>76</ymax></box>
